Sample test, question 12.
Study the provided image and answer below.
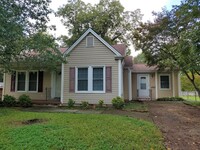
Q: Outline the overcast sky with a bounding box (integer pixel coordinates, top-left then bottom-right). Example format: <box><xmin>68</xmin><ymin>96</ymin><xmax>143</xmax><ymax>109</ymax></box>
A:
<box><xmin>48</xmin><ymin>0</ymin><xmax>181</xmax><ymax>56</ymax></box>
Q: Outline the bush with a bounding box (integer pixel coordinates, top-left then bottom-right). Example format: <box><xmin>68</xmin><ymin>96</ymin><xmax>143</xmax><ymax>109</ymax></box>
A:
<box><xmin>156</xmin><ymin>97</ymin><xmax>184</xmax><ymax>101</ymax></box>
<box><xmin>98</xmin><ymin>100</ymin><xmax>104</xmax><ymax>108</ymax></box>
<box><xmin>81</xmin><ymin>101</ymin><xmax>89</xmax><ymax>109</ymax></box>
<box><xmin>112</xmin><ymin>96</ymin><xmax>125</xmax><ymax>109</ymax></box>
<box><xmin>0</xmin><ymin>101</ymin><xmax>4</xmax><ymax>107</ymax></box>
<box><xmin>18</xmin><ymin>94</ymin><xmax>32</xmax><ymax>107</ymax></box>
<box><xmin>68</xmin><ymin>99</ymin><xmax>75</xmax><ymax>108</ymax></box>
<box><xmin>3</xmin><ymin>95</ymin><xmax>16</xmax><ymax>107</ymax></box>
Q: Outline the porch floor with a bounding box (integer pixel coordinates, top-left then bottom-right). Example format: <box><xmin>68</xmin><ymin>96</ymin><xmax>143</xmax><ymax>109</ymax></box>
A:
<box><xmin>31</xmin><ymin>100</ymin><xmax>61</xmax><ymax>105</ymax></box>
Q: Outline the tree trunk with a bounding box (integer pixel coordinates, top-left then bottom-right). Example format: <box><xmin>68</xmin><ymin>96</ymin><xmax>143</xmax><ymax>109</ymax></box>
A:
<box><xmin>184</xmin><ymin>71</ymin><xmax>200</xmax><ymax>97</ymax></box>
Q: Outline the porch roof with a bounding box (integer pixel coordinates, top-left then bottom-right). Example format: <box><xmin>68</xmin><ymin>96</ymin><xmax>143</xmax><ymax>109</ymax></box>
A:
<box><xmin>131</xmin><ymin>64</ymin><xmax>157</xmax><ymax>73</ymax></box>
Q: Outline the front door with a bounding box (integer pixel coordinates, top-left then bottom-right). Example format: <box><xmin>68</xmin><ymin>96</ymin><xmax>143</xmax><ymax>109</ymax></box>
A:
<box><xmin>137</xmin><ymin>74</ymin><xmax>149</xmax><ymax>98</ymax></box>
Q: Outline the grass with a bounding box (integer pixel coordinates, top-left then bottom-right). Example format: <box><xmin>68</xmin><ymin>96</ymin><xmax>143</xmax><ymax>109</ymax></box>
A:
<box><xmin>182</xmin><ymin>96</ymin><xmax>200</xmax><ymax>106</ymax></box>
<box><xmin>124</xmin><ymin>102</ymin><xmax>148</xmax><ymax>112</ymax></box>
<box><xmin>0</xmin><ymin>108</ymin><xmax>164</xmax><ymax>150</ymax></box>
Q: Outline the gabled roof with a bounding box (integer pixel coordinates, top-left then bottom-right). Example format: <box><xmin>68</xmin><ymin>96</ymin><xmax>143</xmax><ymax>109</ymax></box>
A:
<box><xmin>132</xmin><ymin>64</ymin><xmax>157</xmax><ymax>73</ymax></box>
<box><xmin>63</xmin><ymin>28</ymin><xmax>122</xmax><ymax>56</ymax></box>
<box><xmin>112</xmin><ymin>44</ymin><xmax>126</xmax><ymax>56</ymax></box>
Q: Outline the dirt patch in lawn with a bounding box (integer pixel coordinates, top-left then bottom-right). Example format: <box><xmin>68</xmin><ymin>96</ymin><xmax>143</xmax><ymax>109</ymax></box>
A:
<box><xmin>22</xmin><ymin>118</ymin><xmax>47</xmax><ymax>125</ymax></box>
<box><xmin>148</xmin><ymin>101</ymin><xmax>200</xmax><ymax>150</ymax></box>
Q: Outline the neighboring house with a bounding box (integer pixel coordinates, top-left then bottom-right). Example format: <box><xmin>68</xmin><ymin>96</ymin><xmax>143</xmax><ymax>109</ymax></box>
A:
<box><xmin>2</xmin><ymin>28</ymin><xmax>180</xmax><ymax>104</ymax></box>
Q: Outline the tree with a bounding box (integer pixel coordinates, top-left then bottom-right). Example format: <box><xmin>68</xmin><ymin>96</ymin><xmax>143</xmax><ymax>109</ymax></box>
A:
<box><xmin>181</xmin><ymin>73</ymin><xmax>200</xmax><ymax>91</ymax></box>
<box><xmin>133</xmin><ymin>53</ymin><xmax>146</xmax><ymax>64</ymax></box>
<box><xmin>133</xmin><ymin>0</ymin><xmax>200</xmax><ymax>96</ymax></box>
<box><xmin>0</xmin><ymin>0</ymin><xmax>65</xmax><ymax>71</ymax></box>
<box><xmin>57</xmin><ymin>0</ymin><xmax>142</xmax><ymax>55</ymax></box>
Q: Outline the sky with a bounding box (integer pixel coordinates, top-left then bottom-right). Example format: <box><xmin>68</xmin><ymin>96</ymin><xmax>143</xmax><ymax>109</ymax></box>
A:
<box><xmin>48</xmin><ymin>0</ymin><xmax>182</xmax><ymax>56</ymax></box>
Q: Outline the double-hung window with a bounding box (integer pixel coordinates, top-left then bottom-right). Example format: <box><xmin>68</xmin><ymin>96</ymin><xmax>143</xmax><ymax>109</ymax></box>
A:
<box><xmin>160</xmin><ymin>75</ymin><xmax>170</xmax><ymax>89</ymax></box>
<box><xmin>16</xmin><ymin>71</ymin><xmax>38</xmax><ymax>92</ymax></box>
<box><xmin>17</xmin><ymin>72</ymin><xmax>26</xmax><ymax>91</ymax></box>
<box><xmin>77</xmin><ymin>66</ymin><xmax>104</xmax><ymax>93</ymax></box>
<box><xmin>29</xmin><ymin>72</ymin><xmax>38</xmax><ymax>91</ymax></box>
<box><xmin>78</xmin><ymin>68</ymin><xmax>88</xmax><ymax>91</ymax></box>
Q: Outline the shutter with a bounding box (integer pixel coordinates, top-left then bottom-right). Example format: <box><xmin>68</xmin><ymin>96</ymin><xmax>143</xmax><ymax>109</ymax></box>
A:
<box><xmin>10</xmin><ymin>71</ymin><xmax>16</xmax><ymax>92</ymax></box>
<box><xmin>106</xmin><ymin>66</ymin><xmax>112</xmax><ymax>92</ymax></box>
<box><xmin>69</xmin><ymin>67</ymin><xmax>75</xmax><ymax>92</ymax></box>
<box><xmin>38</xmin><ymin>71</ymin><xmax>43</xmax><ymax>92</ymax></box>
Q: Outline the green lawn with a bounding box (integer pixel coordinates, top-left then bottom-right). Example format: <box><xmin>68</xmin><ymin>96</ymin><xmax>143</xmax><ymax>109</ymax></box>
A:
<box><xmin>0</xmin><ymin>108</ymin><xmax>164</xmax><ymax>150</ymax></box>
<box><xmin>182</xmin><ymin>96</ymin><xmax>200</xmax><ymax>106</ymax></box>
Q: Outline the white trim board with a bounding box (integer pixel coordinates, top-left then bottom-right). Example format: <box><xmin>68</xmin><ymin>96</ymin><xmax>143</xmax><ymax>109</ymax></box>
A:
<box><xmin>64</xmin><ymin>28</ymin><xmax>122</xmax><ymax>57</ymax></box>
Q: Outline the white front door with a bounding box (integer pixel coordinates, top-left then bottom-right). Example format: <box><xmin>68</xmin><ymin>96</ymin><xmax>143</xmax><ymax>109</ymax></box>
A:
<box><xmin>137</xmin><ymin>74</ymin><xmax>149</xmax><ymax>98</ymax></box>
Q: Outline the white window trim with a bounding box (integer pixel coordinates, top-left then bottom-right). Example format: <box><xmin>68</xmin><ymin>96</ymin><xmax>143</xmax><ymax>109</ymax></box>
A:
<box><xmin>16</xmin><ymin>71</ymin><xmax>38</xmax><ymax>92</ymax></box>
<box><xmin>75</xmin><ymin>66</ymin><xmax>105</xmax><ymax>93</ymax></box>
<box><xmin>159</xmin><ymin>74</ymin><xmax>171</xmax><ymax>90</ymax></box>
<box><xmin>86</xmin><ymin>36</ymin><xmax>94</xmax><ymax>47</ymax></box>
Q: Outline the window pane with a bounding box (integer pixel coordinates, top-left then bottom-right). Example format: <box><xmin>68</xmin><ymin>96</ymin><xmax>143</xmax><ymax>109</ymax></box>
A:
<box><xmin>93</xmin><ymin>68</ymin><xmax>103</xmax><ymax>91</ymax></box>
<box><xmin>17</xmin><ymin>72</ymin><xmax>26</xmax><ymax>91</ymax></box>
<box><xmin>160</xmin><ymin>76</ymin><xmax>169</xmax><ymax>88</ymax></box>
<box><xmin>29</xmin><ymin>72</ymin><xmax>37</xmax><ymax>91</ymax></box>
<box><xmin>78</xmin><ymin>68</ymin><xmax>88</xmax><ymax>91</ymax></box>
<box><xmin>140</xmin><ymin>77</ymin><xmax>146</xmax><ymax>89</ymax></box>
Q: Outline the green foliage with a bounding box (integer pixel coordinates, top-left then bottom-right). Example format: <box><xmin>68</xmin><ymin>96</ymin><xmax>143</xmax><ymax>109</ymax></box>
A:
<box><xmin>0</xmin><ymin>0</ymin><xmax>66</xmax><ymax>71</ymax></box>
<box><xmin>81</xmin><ymin>101</ymin><xmax>89</xmax><ymax>109</ymax></box>
<box><xmin>181</xmin><ymin>73</ymin><xmax>200</xmax><ymax>91</ymax></box>
<box><xmin>0</xmin><ymin>101</ymin><xmax>4</xmax><ymax>107</ymax></box>
<box><xmin>98</xmin><ymin>99</ymin><xmax>104</xmax><ymax>108</ymax></box>
<box><xmin>18</xmin><ymin>94</ymin><xmax>32</xmax><ymax>107</ymax></box>
<box><xmin>0</xmin><ymin>108</ymin><xmax>164</xmax><ymax>149</ymax></box>
<box><xmin>57</xmin><ymin>0</ymin><xmax>142</xmax><ymax>52</ymax></box>
<box><xmin>67</xmin><ymin>99</ymin><xmax>75</xmax><ymax>108</ymax></box>
<box><xmin>133</xmin><ymin>0</ymin><xmax>200</xmax><ymax>96</ymax></box>
<box><xmin>157</xmin><ymin>97</ymin><xmax>184</xmax><ymax>101</ymax></box>
<box><xmin>124</xmin><ymin>102</ymin><xmax>148</xmax><ymax>112</ymax></box>
<box><xmin>112</xmin><ymin>96</ymin><xmax>125</xmax><ymax>109</ymax></box>
<box><xmin>133</xmin><ymin>53</ymin><xmax>146</xmax><ymax>64</ymax></box>
<box><xmin>3</xmin><ymin>95</ymin><xmax>16</xmax><ymax>107</ymax></box>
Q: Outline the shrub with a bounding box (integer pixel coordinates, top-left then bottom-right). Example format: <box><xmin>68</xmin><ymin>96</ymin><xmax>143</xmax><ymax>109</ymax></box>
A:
<box><xmin>81</xmin><ymin>101</ymin><xmax>89</xmax><ymax>109</ymax></box>
<box><xmin>157</xmin><ymin>97</ymin><xmax>184</xmax><ymax>101</ymax></box>
<box><xmin>0</xmin><ymin>101</ymin><xmax>4</xmax><ymax>107</ymax></box>
<box><xmin>68</xmin><ymin>99</ymin><xmax>75</xmax><ymax>108</ymax></box>
<box><xmin>3</xmin><ymin>95</ymin><xmax>16</xmax><ymax>107</ymax></box>
<box><xmin>18</xmin><ymin>94</ymin><xmax>32</xmax><ymax>107</ymax></box>
<box><xmin>98</xmin><ymin>100</ymin><xmax>104</xmax><ymax>108</ymax></box>
<box><xmin>112</xmin><ymin>96</ymin><xmax>125</xmax><ymax>109</ymax></box>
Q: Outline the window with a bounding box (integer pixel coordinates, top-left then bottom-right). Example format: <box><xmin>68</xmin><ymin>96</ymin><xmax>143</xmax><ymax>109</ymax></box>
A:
<box><xmin>29</xmin><ymin>72</ymin><xmax>38</xmax><ymax>91</ymax></box>
<box><xmin>17</xmin><ymin>72</ymin><xmax>26</xmax><ymax>91</ymax></box>
<box><xmin>160</xmin><ymin>75</ymin><xmax>170</xmax><ymax>89</ymax></box>
<box><xmin>76</xmin><ymin>66</ymin><xmax>105</xmax><ymax>93</ymax></box>
<box><xmin>78</xmin><ymin>68</ymin><xmax>88</xmax><ymax>91</ymax></box>
<box><xmin>16</xmin><ymin>71</ymin><xmax>38</xmax><ymax>92</ymax></box>
<box><xmin>140</xmin><ymin>77</ymin><xmax>146</xmax><ymax>90</ymax></box>
<box><xmin>86</xmin><ymin>36</ymin><xmax>94</xmax><ymax>47</ymax></box>
<box><xmin>93</xmin><ymin>68</ymin><xmax>103</xmax><ymax>91</ymax></box>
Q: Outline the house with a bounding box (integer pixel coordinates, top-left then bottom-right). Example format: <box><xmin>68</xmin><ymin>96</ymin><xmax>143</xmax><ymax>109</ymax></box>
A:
<box><xmin>2</xmin><ymin>28</ymin><xmax>180</xmax><ymax>104</ymax></box>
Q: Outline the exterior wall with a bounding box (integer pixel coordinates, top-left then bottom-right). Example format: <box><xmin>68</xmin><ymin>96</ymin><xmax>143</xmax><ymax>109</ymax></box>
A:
<box><xmin>3</xmin><ymin>71</ymin><xmax>51</xmax><ymax>100</ymax></box>
<box><xmin>63</xmin><ymin>34</ymin><xmax>119</xmax><ymax>104</ymax></box>
<box><xmin>131</xmin><ymin>71</ymin><xmax>179</xmax><ymax>100</ymax></box>
<box><xmin>132</xmin><ymin>73</ymin><xmax>137</xmax><ymax>100</ymax></box>
<box><xmin>157</xmin><ymin>71</ymin><xmax>179</xmax><ymax>98</ymax></box>
<box><xmin>123</xmin><ymin>69</ymin><xmax>129</xmax><ymax>100</ymax></box>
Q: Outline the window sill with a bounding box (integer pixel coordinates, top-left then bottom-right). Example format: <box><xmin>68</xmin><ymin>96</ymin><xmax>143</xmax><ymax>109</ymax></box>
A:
<box><xmin>75</xmin><ymin>91</ymin><xmax>105</xmax><ymax>94</ymax></box>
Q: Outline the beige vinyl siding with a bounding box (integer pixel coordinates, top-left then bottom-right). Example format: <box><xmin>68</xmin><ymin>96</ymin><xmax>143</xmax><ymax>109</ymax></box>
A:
<box><xmin>123</xmin><ymin>69</ymin><xmax>129</xmax><ymax>100</ymax></box>
<box><xmin>3</xmin><ymin>71</ymin><xmax>51</xmax><ymax>100</ymax></box>
<box><xmin>157</xmin><ymin>71</ymin><xmax>179</xmax><ymax>98</ymax></box>
<box><xmin>63</xmin><ymin>34</ymin><xmax>119</xmax><ymax>104</ymax></box>
<box><xmin>149</xmin><ymin>73</ymin><xmax>156</xmax><ymax>100</ymax></box>
<box><xmin>132</xmin><ymin>73</ymin><xmax>137</xmax><ymax>100</ymax></box>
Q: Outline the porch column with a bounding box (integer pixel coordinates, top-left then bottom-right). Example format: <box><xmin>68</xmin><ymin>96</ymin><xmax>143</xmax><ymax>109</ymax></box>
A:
<box><xmin>118</xmin><ymin>59</ymin><xmax>122</xmax><ymax>97</ymax></box>
<box><xmin>51</xmin><ymin>71</ymin><xmax>56</xmax><ymax>99</ymax></box>
<box><xmin>155</xmin><ymin>71</ymin><xmax>158</xmax><ymax>99</ymax></box>
<box><xmin>60</xmin><ymin>63</ymin><xmax>64</xmax><ymax>104</ymax></box>
<box><xmin>172</xmin><ymin>71</ymin><xmax>175</xmax><ymax>97</ymax></box>
<box><xmin>128</xmin><ymin>68</ymin><xmax>132</xmax><ymax>101</ymax></box>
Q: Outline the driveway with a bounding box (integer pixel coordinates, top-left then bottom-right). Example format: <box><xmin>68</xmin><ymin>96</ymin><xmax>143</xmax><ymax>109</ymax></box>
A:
<box><xmin>148</xmin><ymin>101</ymin><xmax>200</xmax><ymax>150</ymax></box>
